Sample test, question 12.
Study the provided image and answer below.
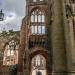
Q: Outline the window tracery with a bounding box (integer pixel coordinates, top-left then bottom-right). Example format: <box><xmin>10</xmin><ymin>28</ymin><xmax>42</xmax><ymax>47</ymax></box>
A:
<box><xmin>3</xmin><ymin>39</ymin><xmax>19</xmax><ymax>65</ymax></box>
<box><xmin>31</xmin><ymin>54</ymin><xmax>46</xmax><ymax>75</ymax></box>
<box><xmin>31</xmin><ymin>54</ymin><xmax>46</xmax><ymax>69</ymax></box>
<box><xmin>30</xmin><ymin>9</ymin><xmax>45</xmax><ymax>35</ymax></box>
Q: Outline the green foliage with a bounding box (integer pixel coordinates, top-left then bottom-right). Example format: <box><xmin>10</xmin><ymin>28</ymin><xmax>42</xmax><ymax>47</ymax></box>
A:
<box><xmin>9</xmin><ymin>64</ymin><xmax>18</xmax><ymax>75</ymax></box>
<box><xmin>9</xmin><ymin>30</ymin><xmax>14</xmax><ymax>35</ymax></box>
<box><xmin>2</xmin><ymin>30</ymin><xmax>7</xmax><ymax>36</ymax></box>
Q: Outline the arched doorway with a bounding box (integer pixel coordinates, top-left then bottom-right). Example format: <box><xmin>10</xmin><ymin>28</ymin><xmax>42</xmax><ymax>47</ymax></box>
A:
<box><xmin>30</xmin><ymin>54</ymin><xmax>47</xmax><ymax>75</ymax></box>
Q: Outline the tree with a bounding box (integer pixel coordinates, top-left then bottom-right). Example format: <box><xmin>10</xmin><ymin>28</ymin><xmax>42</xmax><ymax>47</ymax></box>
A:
<box><xmin>9</xmin><ymin>64</ymin><xmax>18</xmax><ymax>75</ymax></box>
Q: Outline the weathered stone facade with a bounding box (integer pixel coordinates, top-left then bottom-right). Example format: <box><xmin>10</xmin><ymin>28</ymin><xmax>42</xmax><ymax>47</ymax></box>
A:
<box><xmin>18</xmin><ymin>0</ymin><xmax>73</xmax><ymax>75</ymax></box>
<box><xmin>0</xmin><ymin>31</ymin><xmax>20</xmax><ymax>75</ymax></box>
<box><xmin>18</xmin><ymin>0</ymin><xmax>75</xmax><ymax>75</ymax></box>
<box><xmin>0</xmin><ymin>0</ymin><xmax>75</xmax><ymax>75</ymax></box>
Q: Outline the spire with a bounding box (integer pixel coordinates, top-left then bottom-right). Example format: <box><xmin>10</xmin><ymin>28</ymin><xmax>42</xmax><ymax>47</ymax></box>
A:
<box><xmin>0</xmin><ymin>9</ymin><xmax>4</xmax><ymax>21</ymax></box>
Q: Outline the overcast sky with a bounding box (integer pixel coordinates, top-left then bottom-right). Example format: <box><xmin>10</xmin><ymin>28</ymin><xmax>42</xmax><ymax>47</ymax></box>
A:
<box><xmin>0</xmin><ymin>0</ymin><xmax>26</xmax><ymax>32</ymax></box>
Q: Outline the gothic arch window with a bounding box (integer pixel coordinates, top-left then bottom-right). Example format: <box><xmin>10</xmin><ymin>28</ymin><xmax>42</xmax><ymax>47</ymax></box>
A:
<box><xmin>33</xmin><ymin>0</ymin><xmax>37</xmax><ymax>2</ymax></box>
<box><xmin>30</xmin><ymin>9</ymin><xmax>45</xmax><ymax>35</ymax></box>
<box><xmin>31</xmin><ymin>54</ymin><xmax>46</xmax><ymax>75</ymax></box>
<box><xmin>3</xmin><ymin>39</ymin><xmax>19</xmax><ymax>65</ymax></box>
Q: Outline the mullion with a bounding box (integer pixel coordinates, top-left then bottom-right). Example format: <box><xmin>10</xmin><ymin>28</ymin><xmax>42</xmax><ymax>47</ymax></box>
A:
<box><xmin>4</xmin><ymin>40</ymin><xmax>18</xmax><ymax>65</ymax></box>
<box><xmin>37</xmin><ymin>11</ymin><xmax>39</xmax><ymax>34</ymax></box>
<box><xmin>33</xmin><ymin>25</ymin><xmax>35</xmax><ymax>34</ymax></box>
<box><xmin>34</xmin><ymin>11</ymin><xmax>36</xmax><ymax>34</ymax></box>
<box><xmin>31</xmin><ymin>10</ymin><xmax>45</xmax><ymax>35</ymax></box>
<box><xmin>9</xmin><ymin>44</ymin><xmax>11</xmax><ymax>65</ymax></box>
<box><xmin>36</xmin><ymin>10</ymin><xmax>38</xmax><ymax>34</ymax></box>
<box><xmin>31</xmin><ymin>13</ymin><xmax>35</xmax><ymax>34</ymax></box>
<box><xmin>41</xmin><ymin>13</ymin><xmax>42</xmax><ymax>34</ymax></box>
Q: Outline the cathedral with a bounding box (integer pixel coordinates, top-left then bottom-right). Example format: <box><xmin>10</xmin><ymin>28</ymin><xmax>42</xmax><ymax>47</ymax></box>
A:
<box><xmin>0</xmin><ymin>0</ymin><xmax>75</xmax><ymax>75</ymax></box>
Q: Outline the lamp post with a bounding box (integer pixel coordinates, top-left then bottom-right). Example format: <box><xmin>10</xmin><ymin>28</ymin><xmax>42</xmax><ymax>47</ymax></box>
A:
<box><xmin>0</xmin><ymin>9</ymin><xmax>4</xmax><ymax>21</ymax></box>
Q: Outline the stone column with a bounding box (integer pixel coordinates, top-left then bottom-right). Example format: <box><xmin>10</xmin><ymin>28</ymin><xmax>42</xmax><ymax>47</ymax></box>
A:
<box><xmin>17</xmin><ymin>18</ymin><xmax>27</xmax><ymax>75</ymax></box>
<box><xmin>62</xmin><ymin>0</ymin><xmax>73</xmax><ymax>75</ymax></box>
<box><xmin>51</xmin><ymin>0</ymin><xmax>67</xmax><ymax>75</ymax></box>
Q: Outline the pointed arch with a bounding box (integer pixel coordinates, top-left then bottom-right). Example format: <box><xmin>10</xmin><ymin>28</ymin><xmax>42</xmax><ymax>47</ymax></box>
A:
<box><xmin>30</xmin><ymin>7</ymin><xmax>46</xmax><ymax>14</ymax></box>
<box><xmin>3</xmin><ymin>38</ymin><xmax>19</xmax><ymax>65</ymax></box>
<box><xmin>29</xmin><ymin>48</ymin><xmax>47</xmax><ymax>75</ymax></box>
<box><xmin>30</xmin><ymin>7</ymin><xmax>46</xmax><ymax>35</ymax></box>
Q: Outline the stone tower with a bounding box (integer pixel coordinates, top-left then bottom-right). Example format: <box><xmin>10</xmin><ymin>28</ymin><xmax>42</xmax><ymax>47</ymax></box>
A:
<box><xmin>18</xmin><ymin>0</ymin><xmax>72</xmax><ymax>75</ymax></box>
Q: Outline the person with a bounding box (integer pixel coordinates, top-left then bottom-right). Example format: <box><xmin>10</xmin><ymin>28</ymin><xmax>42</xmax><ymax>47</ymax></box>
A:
<box><xmin>36</xmin><ymin>71</ymin><xmax>42</xmax><ymax>75</ymax></box>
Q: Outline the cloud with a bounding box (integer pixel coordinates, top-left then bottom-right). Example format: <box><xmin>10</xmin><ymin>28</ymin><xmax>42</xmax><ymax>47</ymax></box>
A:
<box><xmin>0</xmin><ymin>11</ymin><xmax>23</xmax><ymax>31</ymax></box>
<box><xmin>4</xmin><ymin>0</ymin><xmax>26</xmax><ymax>16</ymax></box>
<box><xmin>0</xmin><ymin>12</ymin><xmax>16</xmax><ymax>24</ymax></box>
<box><xmin>4</xmin><ymin>12</ymin><xmax>16</xmax><ymax>23</ymax></box>
<box><xmin>0</xmin><ymin>0</ymin><xmax>26</xmax><ymax>31</ymax></box>
<box><xmin>6</xmin><ymin>15</ymin><xmax>24</xmax><ymax>31</ymax></box>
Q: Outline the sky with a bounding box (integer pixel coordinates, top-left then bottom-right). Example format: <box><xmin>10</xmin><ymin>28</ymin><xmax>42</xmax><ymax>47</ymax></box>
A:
<box><xmin>0</xmin><ymin>0</ymin><xmax>26</xmax><ymax>32</ymax></box>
